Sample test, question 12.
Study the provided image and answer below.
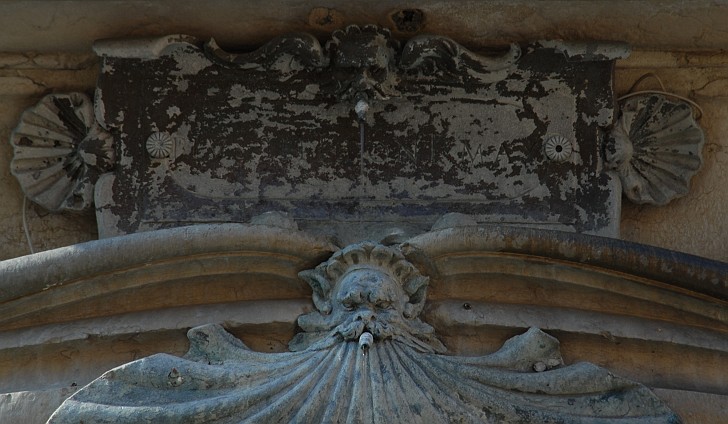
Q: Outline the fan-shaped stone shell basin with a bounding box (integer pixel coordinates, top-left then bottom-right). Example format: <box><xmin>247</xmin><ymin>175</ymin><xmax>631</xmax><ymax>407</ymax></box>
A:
<box><xmin>0</xmin><ymin>224</ymin><xmax>725</xmax><ymax>422</ymax></box>
<box><xmin>606</xmin><ymin>94</ymin><xmax>705</xmax><ymax>205</ymax></box>
<box><xmin>9</xmin><ymin>93</ymin><xmax>114</xmax><ymax>213</ymax></box>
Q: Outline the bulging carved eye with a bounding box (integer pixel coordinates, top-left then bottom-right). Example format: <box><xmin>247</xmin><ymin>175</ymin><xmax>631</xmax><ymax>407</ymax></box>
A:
<box><xmin>342</xmin><ymin>301</ymin><xmax>357</xmax><ymax>311</ymax></box>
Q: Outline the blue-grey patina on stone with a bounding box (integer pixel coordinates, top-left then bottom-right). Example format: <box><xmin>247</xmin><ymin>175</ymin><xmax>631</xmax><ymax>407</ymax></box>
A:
<box><xmin>91</xmin><ymin>27</ymin><xmax>628</xmax><ymax>240</ymax></box>
<box><xmin>47</xmin><ymin>243</ymin><xmax>680</xmax><ymax>423</ymax></box>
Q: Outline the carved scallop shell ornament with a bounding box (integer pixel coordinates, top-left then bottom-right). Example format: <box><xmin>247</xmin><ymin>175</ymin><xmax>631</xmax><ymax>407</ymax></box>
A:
<box><xmin>605</xmin><ymin>94</ymin><xmax>704</xmax><ymax>205</ymax></box>
<box><xmin>10</xmin><ymin>93</ymin><xmax>115</xmax><ymax>212</ymax></box>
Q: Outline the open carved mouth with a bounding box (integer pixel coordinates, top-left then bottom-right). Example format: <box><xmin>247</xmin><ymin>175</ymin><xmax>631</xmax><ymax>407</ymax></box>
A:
<box><xmin>337</xmin><ymin>318</ymin><xmax>391</xmax><ymax>342</ymax></box>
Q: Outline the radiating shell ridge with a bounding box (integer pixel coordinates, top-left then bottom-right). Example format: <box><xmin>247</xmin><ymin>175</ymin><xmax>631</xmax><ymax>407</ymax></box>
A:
<box><xmin>605</xmin><ymin>94</ymin><xmax>705</xmax><ymax>205</ymax></box>
<box><xmin>544</xmin><ymin>136</ymin><xmax>573</xmax><ymax>162</ymax></box>
<box><xmin>9</xmin><ymin>93</ymin><xmax>115</xmax><ymax>212</ymax></box>
<box><xmin>146</xmin><ymin>132</ymin><xmax>173</xmax><ymax>158</ymax></box>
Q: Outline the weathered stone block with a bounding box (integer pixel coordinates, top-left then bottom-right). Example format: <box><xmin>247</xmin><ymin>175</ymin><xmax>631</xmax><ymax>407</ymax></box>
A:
<box><xmin>91</xmin><ymin>29</ymin><xmax>628</xmax><ymax>240</ymax></box>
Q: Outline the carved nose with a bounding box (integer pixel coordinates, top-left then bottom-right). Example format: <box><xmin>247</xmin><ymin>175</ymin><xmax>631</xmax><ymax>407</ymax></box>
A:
<box><xmin>355</xmin><ymin>310</ymin><xmax>375</xmax><ymax>322</ymax></box>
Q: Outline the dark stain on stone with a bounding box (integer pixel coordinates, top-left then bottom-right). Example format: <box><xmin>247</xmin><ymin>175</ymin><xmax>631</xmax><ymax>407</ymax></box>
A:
<box><xmin>308</xmin><ymin>7</ymin><xmax>343</xmax><ymax>28</ymax></box>
<box><xmin>391</xmin><ymin>9</ymin><xmax>425</xmax><ymax>32</ymax></box>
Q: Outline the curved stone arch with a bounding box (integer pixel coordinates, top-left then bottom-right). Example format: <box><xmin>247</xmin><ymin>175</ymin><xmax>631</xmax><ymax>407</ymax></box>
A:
<box><xmin>0</xmin><ymin>224</ymin><xmax>725</xmax><ymax>422</ymax></box>
<box><xmin>403</xmin><ymin>226</ymin><xmax>727</xmax><ymax>397</ymax></box>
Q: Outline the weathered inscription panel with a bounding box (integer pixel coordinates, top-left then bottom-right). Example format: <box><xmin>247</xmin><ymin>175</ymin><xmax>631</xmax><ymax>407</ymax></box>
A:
<box><xmin>93</xmin><ymin>28</ymin><xmax>628</xmax><ymax>239</ymax></box>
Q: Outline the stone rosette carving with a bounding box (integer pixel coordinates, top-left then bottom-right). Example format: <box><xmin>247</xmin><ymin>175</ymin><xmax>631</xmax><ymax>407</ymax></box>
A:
<box><xmin>605</xmin><ymin>94</ymin><xmax>705</xmax><ymax>205</ymax></box>
<box><xmin>10</xmin><ymin>92</ymin><xmax>115</xmax><ymax>212</ymax></box>
<box><xmin>146</xmin><ymin>132</ymin><xmax>173</xmax><ymax>159</ymax></box>
<box><xmin>48</xmin><ymin>242</ymin><xmax>681</xmax><ymax>423</ymax></box>
<box><xmin>544</xmin><ymin>135</ymin><xmax>573</xmax><ymax>162</ymax></box>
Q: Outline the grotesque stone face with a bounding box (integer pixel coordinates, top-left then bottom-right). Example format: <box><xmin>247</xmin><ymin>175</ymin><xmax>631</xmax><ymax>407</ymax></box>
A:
<box><xmin>291</xmin><ymin>242</ymin><xmax>445</xmax><ymax>353</ymax></box>
<box><xmin>331</xmin><ymin>268</ymin><xmax>408</xmax><ymax>341</ymax></box>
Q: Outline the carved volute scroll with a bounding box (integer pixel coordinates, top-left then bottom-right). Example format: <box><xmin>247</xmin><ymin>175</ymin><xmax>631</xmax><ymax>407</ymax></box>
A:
<box><xmin>400</xmin><ymin>34</ymin><xmax>521</xmax><ymax>77</ymax></box>
<box><xmin>10</xmin><ymin>92</ymin><xmax>115</xmax><ymax>212</ymax></box>
<box><xmin>47</xmin><ymin>242</ymin><xmax>681</xmax><ymax>424</ymax></box>
<box><xmin>605</xmin><ymin>94</ymin><xmax>705</xmax><ymax>205</ymax></box>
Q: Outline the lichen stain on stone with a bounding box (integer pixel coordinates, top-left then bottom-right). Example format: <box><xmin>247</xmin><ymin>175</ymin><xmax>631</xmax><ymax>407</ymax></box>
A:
<box><xmin>166</xmin><ymin>106</ymin><xmax>181</xmax><ymax>118</ymax></box>
<box><xmin>170</xmin><ymin>48</ymin><xmax>212</xmax><ymax>76</ymax></box>
<box><xmin>227</xmin><ymin>84</ymin><xmax>250</xmax><ymax>108</ymax></box>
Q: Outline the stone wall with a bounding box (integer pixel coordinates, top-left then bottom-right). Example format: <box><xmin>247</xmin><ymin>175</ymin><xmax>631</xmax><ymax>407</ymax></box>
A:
<box><xmin>0</xmin><ymin>4</ymin><xmax>726</xmax><ymax>423</ymax></box>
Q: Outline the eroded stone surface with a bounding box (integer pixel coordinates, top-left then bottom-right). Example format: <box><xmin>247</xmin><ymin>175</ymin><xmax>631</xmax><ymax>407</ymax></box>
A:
<box><xmin>10</xmin><ymin>92</ymin><xmax>115</xmax><ymax>212</ymax></box>
<box><xmin>0</xmin><ymin>63</ymin><xmax>100</xmax><ymax>260</ymax></box>
<box><xmin>615</xmin><ymin>63</ymin><xmax>728</xmax><ymax>262</ymax></box>
<box><xmin>0</xmin><ymin>4</ymin><xmax>725</xmax><ymax>263</ymax></box>
<box><xmin>93</xmin><ymin>28</ymin><xmax>625</xmax><ymax>239</ymax></box>
<box><xmin>1</xmin><ymin>1</ymin><xmax>728</xmax><ymax>53</ymax></box>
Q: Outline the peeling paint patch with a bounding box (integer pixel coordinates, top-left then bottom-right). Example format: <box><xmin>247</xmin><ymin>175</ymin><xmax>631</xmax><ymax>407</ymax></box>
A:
<box><xmin>166</xmin><ymin>106</ymin><xmax>181</xmax><ymax>118</ymax></box>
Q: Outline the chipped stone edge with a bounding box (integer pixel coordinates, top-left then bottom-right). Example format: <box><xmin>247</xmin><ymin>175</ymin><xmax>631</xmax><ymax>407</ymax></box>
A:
<box><xmin>91</xmin><ymin>33</ymin><xmax>631</xmax><ymax>63</ymax></box>
<box><xmin>539</xmin><ymin>40</ymin><xmax>631</xmax><ymax>61</ymax></box>
<box><xmin>92</xmin><ymin>34</ymin><xmax>202</xmax><ymax>58</ymax></box>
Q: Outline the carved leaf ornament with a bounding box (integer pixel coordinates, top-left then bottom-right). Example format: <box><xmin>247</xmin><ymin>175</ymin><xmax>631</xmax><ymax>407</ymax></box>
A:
<box><xmin>606</xmin><ymin>94</ymin><xmax>704</xmax><ymax>205</ymax></box>
<box><xmin>49</xmin><ymin>243</ymin><xmax>680</xmax><ymax>423</ymax></box>
<box><xmin>10</xmin><ymin>93</ymin><xmax>114</xmax><ymax>212</ymax></box>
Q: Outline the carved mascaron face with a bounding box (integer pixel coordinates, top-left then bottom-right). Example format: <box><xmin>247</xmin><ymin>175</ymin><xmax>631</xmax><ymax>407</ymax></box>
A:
<box><xmin>291</xmin><ymin>242</ymin><xmax>445</xmax><ymax>353</ymax></box>
<box><xmin>331</xmin><ymin>268</ymin><xmax>408</xmax><ymax>341</ymax></box>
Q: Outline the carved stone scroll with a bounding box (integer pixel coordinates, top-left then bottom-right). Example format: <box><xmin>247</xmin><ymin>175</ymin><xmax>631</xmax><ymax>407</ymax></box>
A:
<box><xmin>90</xmin><ymin>27</ymin><xmax>629</xmax><ymax>240</ymax></box>
<box><xmin>47</xmin><ymin>242</ymin><xmax>681</xmax><ymax>423</ymax></box>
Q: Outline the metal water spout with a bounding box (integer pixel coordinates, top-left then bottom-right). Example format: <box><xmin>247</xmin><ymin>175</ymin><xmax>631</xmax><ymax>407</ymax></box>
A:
<box><xmin>359</xmin><ymin>331</ymin><xmax>373</xmax><ymax>355</ymax></box>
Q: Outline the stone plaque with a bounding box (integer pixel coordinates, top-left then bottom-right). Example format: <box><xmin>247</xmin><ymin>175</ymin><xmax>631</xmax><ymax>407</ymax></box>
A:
<box><xmin>91</xmin><ymin>27</ymin><xmax>628</xmax><ymax>239</ymax></box>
